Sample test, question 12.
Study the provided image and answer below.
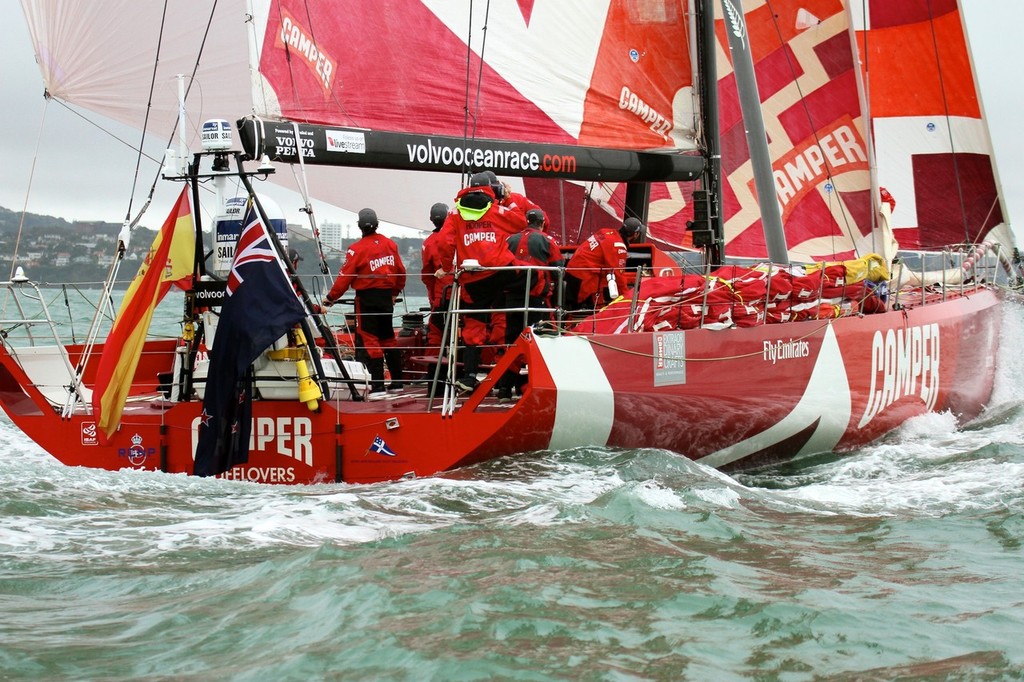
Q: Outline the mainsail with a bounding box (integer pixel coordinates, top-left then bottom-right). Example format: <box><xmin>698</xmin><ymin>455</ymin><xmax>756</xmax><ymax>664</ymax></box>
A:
<box><xmin>252</xmin><ymin>2</ymin><xmax>699</xmax><ymax>151</ymax></box>
<box><xmin>19</xmin><ymin>0</ymin><xmax>1013</xmax><ymax>260</ymax></box>
<box><xmin>243</xmin><ymin>0</ymin><xmax>706</xmax><ymax>240</ymax></box>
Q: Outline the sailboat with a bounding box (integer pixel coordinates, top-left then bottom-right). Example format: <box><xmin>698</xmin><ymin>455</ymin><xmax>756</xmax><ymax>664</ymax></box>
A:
<box><xmin>2</xmin><ymin>0</ymin><xmax>1018</xmax><ymax>484</ymax></box>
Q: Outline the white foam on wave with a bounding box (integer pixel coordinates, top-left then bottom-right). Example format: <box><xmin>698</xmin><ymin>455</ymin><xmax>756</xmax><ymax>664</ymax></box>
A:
<box><xmin>632</xmin><ymin>480</ymin><xmax>689</xmax><ymax>510</ymax></box>
<box><xmin>761</xmin><ymin>303</ymin><xmax>1024</xmax><ymax>516</ymax></box>
<box><xmin>773</xmin><ymin>425</ymin><xmax>1024</xmax><ymax>516</ymax></box>
<box><xmin>787</xmin><ymin>456</ymin><xmax>1024</xmax><ymax>515</ymax></box>
<box><xmin>991</xmin><ymin>299</ymin><xmax>1024</xmax><ymax>406</ymax></box>
<box><xmin>0</xmin><ymin>438</ymin><xmax>634</xmax><ymax>565</ymax></box>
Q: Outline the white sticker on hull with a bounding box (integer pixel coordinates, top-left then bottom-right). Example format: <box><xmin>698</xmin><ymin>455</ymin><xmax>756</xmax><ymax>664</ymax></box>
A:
<box><xmin>697</xmin><ymin>324</ymin><xmax>851</xmax><ymax>468</ymax></box>
<box><xmin>654</xmin><ymin>331</ymin><xmax>687</xmax><ymax>386</ymax></box>
<box><xmin>535</xmin><ymin>336</ymin><xmax>614</xmax><ymax>450</ymax></box>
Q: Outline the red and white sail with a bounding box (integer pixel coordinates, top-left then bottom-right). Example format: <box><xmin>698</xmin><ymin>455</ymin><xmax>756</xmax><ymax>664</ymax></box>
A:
<box><xmin>852</xmin><ymin>1</ymin><xmax>1007</xmax><ymax>249</ymax></box>
<box><xmin>714</xmin><ymin>0</ymin><xmax>873</xmax><ymax>261</ymax></box>
<box><xmin>249</xmin><ymin>1</ymin><xmax>698</xmax><ymax>152</ymax></box>
<box><xmin>19</xmin><ymin>0</ymin><xmax>1014</xmax><ymax>255</ymax></box>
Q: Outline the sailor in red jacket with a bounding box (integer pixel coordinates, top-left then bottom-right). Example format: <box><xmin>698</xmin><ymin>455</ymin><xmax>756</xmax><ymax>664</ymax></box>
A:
<box><xmin>477</xmin><ymin>170</ymin><xmax>543</xmax><ymax>219</ymax></box>
<box><xmin>323</xmin><ymin>208</ymin><xmax>407</xmax><ymax>395</ymax></box>
<box><xmin>563</xmin><ymin>217</ymin><xmax>642</xmax><ymax>310</ymax></box>
<box><xmin>494</xmin><ymin>208</ymin><xmax>564</xmax><ymax>402</ymax></box>
<box><xmin>508</xmin><ymin>208</ymin><xmax>564</xmax><ymax>318</ymax></box>
<box><xmin>436</xmin><ymin>172</ymin><xmax>528</xmax><ymax>392</ymax></box>
<box><xmin>420</xmin><ymin>202</ymin><xmax>452</xmax><ymax>350</ymax></box>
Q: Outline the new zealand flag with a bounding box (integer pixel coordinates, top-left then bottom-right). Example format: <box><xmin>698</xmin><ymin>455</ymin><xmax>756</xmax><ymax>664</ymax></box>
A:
<box><xmin>193</xmin><ymin>206</ymin><xmax>306</xmax><ymax>477</ymax></box>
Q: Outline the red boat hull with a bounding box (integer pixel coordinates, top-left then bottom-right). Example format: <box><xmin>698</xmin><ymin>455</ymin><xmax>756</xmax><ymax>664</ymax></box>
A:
<box><xmin>0</xmin><ymin>289</ymin><xmax>1001</xmax><ymax>484</ymax></box>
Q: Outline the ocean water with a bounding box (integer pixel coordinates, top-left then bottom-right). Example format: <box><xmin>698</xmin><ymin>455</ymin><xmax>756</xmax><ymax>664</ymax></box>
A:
<box><xmin>1</xmin><ymin>295</ymin><xmax>1023</xmax><ymax>680</ymax></box>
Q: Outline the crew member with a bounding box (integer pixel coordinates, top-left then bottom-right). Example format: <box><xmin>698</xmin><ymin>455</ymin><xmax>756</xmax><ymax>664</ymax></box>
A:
<box><xmin>563</xmin><ymin>217</ymin><xmax>642</xmax><ymax>310</ymax></box>
<box><xmin>479</xmin><ymin>170</ymin><xmax>542</xmax><ymax>219</ymax></box>
<box><xmin>287</xmin><ymin>247</ymin><xmax>302</xmax><ymax>271</ymax></box>
<box><xmin>420</xmin><ymin>202</ymin><xmax>451</xmax><ymax>351</ymax></box>
<box><xmin>323</xmin><ymin>208</ymin><xmax>407</xmax><ymax>396</ymax></box>
<box><xmin>436</xmin><ymin>172</ymin><xmax>528</xmax><ymax>393</ymax></box>
<box><xmin>495</xmin><ymin>208</ymin><xmax>564</xmax><ymax>402</ymax></box>
<box><xmin>508</xmin><ymin>208</ymin><xmax>564</xmax><ymax>323</ymax></box>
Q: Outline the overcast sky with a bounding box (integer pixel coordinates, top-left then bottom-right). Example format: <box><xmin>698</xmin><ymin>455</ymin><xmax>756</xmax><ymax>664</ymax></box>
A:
<box><xmin>1</xmin><ymin>2</ymin><xmax>1021</xmax><ymax>239</ymax></box>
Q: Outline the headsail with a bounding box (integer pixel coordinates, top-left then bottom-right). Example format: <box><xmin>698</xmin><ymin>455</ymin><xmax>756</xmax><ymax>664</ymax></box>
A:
<box><xmin>852</xmin><ymin>1</ymin><xmax>1007</xmax><ymax>250</ymax></box>
<box><xmin>20</xmin><ymin>0</ymin><xmax>250</xmax><ymax>134</ymax></box>
<box><xmin>15</xmin><ymin>0</ymin><xmax>450</xmax><ymax>231</ymax></box>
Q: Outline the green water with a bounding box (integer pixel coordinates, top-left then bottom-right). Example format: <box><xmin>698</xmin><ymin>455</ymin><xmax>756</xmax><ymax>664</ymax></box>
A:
<box><xmin>1</xmin><ymin>436</ymin><xmax>1022</xmax><ymax>680</ymax></box>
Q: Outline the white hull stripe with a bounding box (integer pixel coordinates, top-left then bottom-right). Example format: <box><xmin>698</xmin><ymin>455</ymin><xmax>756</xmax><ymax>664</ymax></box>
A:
<box><xmin>697</xmin><ymin>323</ymin><xmax>852</xmax><ymax>468</ymax></box>
<box><xmin>535</xmin><ymin>336</ymin><xmax>614</xmax><ymax>450</ymax></box>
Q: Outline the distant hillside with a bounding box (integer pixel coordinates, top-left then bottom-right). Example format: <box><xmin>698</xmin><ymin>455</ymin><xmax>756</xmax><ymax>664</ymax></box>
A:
<box><xmin>0</xmin><ymin>205</ymin><xmax>116</xmax><ymax>232</ymax></box>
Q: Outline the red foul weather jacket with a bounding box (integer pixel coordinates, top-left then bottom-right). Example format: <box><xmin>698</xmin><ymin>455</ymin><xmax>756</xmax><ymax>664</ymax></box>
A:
<box><xmin>508</xmin><ymin>227</ymin><xmax>563</xmax><ymax>297</ymax></box>
<box><xmin>420</xmin><ymin>229</ymin><xmax>454</xmax><ymax>307</ymax></box>
<box><xmin>565</xmin><ymin>228</ymin><xmax>629</xmax><ymax>303</ymax></box>
<box><xmin>326</xmin><ymin>233</ymin><xmax>407</xmax><ymax>300</ymax></box>
<box><xmin>437</xmin><ymin>185</ymin><xmax>528</xmax><ymax>284</ymax></box>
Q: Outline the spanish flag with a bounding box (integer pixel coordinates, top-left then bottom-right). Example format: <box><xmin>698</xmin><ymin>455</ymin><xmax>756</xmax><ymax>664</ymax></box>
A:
<box><xmin>93</xmin><ymin>185</ymin><xmax>196</xmax><ymax>440</ymax></box>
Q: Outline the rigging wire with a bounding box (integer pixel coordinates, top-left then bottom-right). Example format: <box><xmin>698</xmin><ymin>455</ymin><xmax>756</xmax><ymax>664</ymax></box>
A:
<box><xmin>5</xmin><ymin>97</ymin><xmax>48</xmax><ymax>287</ymax></box>
<box><xmin>261</xmin><ymin>1</ymin><xmax>334</xmax><ymax>278</ymax></box>
<box><xmin>289</xmin><ymin>122</ymin><xmax>333</xmax><ymax>276</ymax></box>
<box><xmin>469</xmin><ymin>0</ymin><xmax>492</xmax><ymax>145</ymax></box>
<box><xmin>460</xmin><ymin>0</ymin><xmax>475</xmax><ymax>179</ymax></box>
<box><xmin>137</xmin><ymin>0</ymin><xmax>222</xmax><ymax>227</ymax></box>
<box><xmin>121</xmin><ymin>0</ymin><xmax>170</xmax><ymax>233</ymax></box>
<box><xmin>857</xmin><ymin>0</ymin><xmax>884</xmax><ymax>259</ymax></box>
<box><xmin>454</xmin><ymin>2</ymin><xmax>594</xmax><ymax>246</ymax></box>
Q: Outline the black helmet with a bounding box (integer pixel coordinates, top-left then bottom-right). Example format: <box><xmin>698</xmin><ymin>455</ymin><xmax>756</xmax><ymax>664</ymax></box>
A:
<box><xmin>486</xmin><ymin>171</ymin><xmax>505</xmax><ymax>200</ymax></box>
<box><xmin>525</xmin><ymin>208</ymin><xmax>545</xmax><ymax>228</ymax></box>
<box><xmin>620</xmin><ymin>216</ymin><xmax>643</xmax><ymax>241</ymax></box>
<box><xmin>357</xmin><ymin>208</ymin><xmax>379</xmax><ymax>231</ymax></box>
<box><xmin>469</xmin><ymin>172</ymin><xmax>491</xmax><ymax>188</ymax></box>
<box><xmin>429</xmin><ymin>202</ymin><xmax>448</xmax><ymax>230</ymax></box>
<box><xmin>470</xmin><ymin>170</ymin><xmax>504</xmax><ymax>200</ymax></box>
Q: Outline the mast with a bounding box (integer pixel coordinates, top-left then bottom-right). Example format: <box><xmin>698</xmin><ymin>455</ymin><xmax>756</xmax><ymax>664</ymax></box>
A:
<box><xmin>696</xmin><ymin>0</ymin><xmax>724</xmax><ymax>266</ymax></box>
<box><xmin>719</xmin><ymin>0</ymin><xmax>789</xmax><ymax>264</ymax></box>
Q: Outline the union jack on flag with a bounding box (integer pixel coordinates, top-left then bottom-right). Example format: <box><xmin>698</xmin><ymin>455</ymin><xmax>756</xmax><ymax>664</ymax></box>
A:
<box><xmin>369</xmin><ymin>435</ymin><xmax>397</xmax><ymax>457</ymax></box>
<box><xmin>227</xmin><ymin>214</ymin><xmax>283</xmax><ymax>294</ymax></box>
